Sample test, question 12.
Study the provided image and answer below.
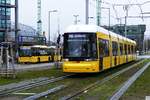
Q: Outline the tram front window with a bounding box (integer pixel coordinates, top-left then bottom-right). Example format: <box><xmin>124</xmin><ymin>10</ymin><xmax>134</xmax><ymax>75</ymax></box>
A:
<box><xmin>63</xmin><ymin>33</ymin><xmax>97</xmax><ymax>60</ymax></box>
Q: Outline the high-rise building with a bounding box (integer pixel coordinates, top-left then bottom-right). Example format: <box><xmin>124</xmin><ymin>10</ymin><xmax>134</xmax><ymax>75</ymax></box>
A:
<box><xmin>0</xmin><ymin>0</ymin><xmax>11</xmax><ymax>42</ymax></box>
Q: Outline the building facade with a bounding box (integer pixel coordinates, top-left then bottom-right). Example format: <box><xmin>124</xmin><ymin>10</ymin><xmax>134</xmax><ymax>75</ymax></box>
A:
<box><xmin>102</xmin><ymin>24</ymin><xmax>146</xmax><ymax>53</ymax></box>
<box><xmin>0</xmin><ymin>0</ymin><xmax>11</xmax><ymax>42</ymax></box>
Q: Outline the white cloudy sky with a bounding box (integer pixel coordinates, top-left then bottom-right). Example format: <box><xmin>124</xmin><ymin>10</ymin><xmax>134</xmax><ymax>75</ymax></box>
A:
<box><xmin>11</xmin><ymin>0</ymin><xmax>150</xmax><ymax>40</ymax></box>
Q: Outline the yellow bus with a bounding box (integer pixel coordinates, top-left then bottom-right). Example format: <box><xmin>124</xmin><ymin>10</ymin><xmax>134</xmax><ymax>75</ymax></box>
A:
<box><xmin>18</xmin><ymin>45</ymin><xmax>54</xmax><ymax>63</ymax></box>
<box><xmin>18</xmin><ymin>45</ymin><xmax>63</xmax><ymax>63</ymax></box>
<box><xmin>63</xmin><ymin>25</ymin><xmax>136</xmax><ymax>73</ymax></box>
<box><xmin>18</xmin><ymin>46</ymin><xmax>32</xmax><ymax>63</ymax></box>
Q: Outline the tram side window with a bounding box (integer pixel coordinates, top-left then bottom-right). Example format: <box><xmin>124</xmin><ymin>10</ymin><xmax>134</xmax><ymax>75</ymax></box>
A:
<box><xmin>112</xmin><ymin>42</ymin><xmax>118</xmax><ymax>56</ymax></box>
<box><xmin>99</xmin><ymin>39</ymin><xmax>109</xmax><ymax>57</ymax></box>
<box><xmin>120</xmin><ymin>43</ymin><xmax>123</xmax><ymax>55</ymax></box>
<box><xmin>128</xmin><ymin>45</ymin><xmax>131</xmax><ymax>54</ymax></box>
<box><xmin>124</xmin><ymin>44</ymin><xmax>127</xmax><ymax>55</ymax></box>
<box><xmin>131</xmin><ymin>45</ymin><xmax>133</xmax><ymax>54</ymax></box>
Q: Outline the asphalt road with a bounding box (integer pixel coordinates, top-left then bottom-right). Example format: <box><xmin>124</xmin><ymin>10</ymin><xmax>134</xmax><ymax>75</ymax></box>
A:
<box><xmin>14</xmin><ymin>62</ymin><xmax>58</xmax><ymax>72</ymax></box>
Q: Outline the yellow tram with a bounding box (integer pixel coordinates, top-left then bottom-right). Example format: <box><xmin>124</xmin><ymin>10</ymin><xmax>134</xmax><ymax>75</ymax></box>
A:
<box><xmin>63</xmin><ymin>25</ymin><xmax>136</xmax><ymax>73</ymax></box>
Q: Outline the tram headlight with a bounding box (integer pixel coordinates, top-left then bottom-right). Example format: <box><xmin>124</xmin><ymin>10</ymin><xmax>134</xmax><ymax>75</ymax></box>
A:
<box><xmin>85</xmin><ymin>59</ymin><xmax>92</xmax><ymax>61</ymax></box>
<box><xmin>63</xmin><ymin>59</ymin><xmax>69</xmax><ymax>61</ymax></box>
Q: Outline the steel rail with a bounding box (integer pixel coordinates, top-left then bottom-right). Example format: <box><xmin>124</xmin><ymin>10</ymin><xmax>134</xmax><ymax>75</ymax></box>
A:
<box><xmin>110</xmin><ymin>62</ymin><xmax>150</xmax><ymax>100</ymax></box>
<box><xmin>0</xmin><ymin>75</ymin><xmax>73</xmax><ymax>97</ymax></box>
<box><xmin>24</xmin><ymin>85</ymin><xmax>66</xmax><ymax>100</ymax></box>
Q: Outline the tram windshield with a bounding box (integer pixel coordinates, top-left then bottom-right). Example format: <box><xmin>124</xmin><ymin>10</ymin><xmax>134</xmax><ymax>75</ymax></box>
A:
<box><xmin>63</xmin><ymin>33</ymin><xmax>97</xmax><ymax>60</ymax></box>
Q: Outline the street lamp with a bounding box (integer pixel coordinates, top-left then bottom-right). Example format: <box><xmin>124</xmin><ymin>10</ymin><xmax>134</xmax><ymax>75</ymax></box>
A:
<box><xmin>48</xmin><ymin>10</ymin><xmax>57</xmax><ymax>45</ymax></box>
<box><xmin>73</xmin><ymin>15</ymin><xmax>79</xmax><ymax>24</ymax></box>
<box><xmin>88</xmin><ymin>17</ymin><xmax>94</xmax><ymax>24</ymax></box>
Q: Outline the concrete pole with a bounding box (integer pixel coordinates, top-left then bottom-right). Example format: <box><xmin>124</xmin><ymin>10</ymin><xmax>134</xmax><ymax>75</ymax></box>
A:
<box><xmin>96</xmin><ymin>0</ymin><xmax>101</xmax><ymax>26</ymax></box>
<box><xmin>124</xmin><ymin>5</ymin><xmax>129</xmax><ymax>37</ymax></box>
<box><xmin>48</xmin><ymin>11</ymin><xmax>50</xmax><ymax>45</ymax></box>
<box><xmin>15</xmin><ymin>0</ymin><xmax>19</xmax><ymax>52</ymax></box>
<box><xmin>85</xmin><ymin>0</ymin><xmax>89</xmax><ymax>24</ymax></box>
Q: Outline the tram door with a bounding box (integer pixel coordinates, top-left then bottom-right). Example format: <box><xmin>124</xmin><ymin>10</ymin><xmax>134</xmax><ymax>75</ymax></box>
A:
<box><xmin>99</xmin><ymin>39</ymin><xmax>103</xmax><ymax>71</ymax></box>
<box><xmin>98</xmin><ymin>39</ymin><xmax>110</xmax><ymax>71</ymax></box>
<box><xmin>125</xmin><ymin>44</ymin><xmax>128</xmax><ymax>63</ymax></box>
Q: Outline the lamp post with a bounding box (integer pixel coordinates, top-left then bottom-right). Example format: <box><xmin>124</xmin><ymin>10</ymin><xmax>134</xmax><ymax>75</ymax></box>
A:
<box><xmin>48</xmin><ymin>10</ymin><xmax>57</xmax><ymax>45</ymax></box>
<box><xmin>85</xmin><ymin>0</ymin><xmax>89</xmax><ymax>24</ymax></box>
<box><xmin>88</xmin><ymin>17</ymin><xmax>94</xmax><ymax>24</ymax></box>
<box><xmin>73</xmin><ymin>15</ymin><xmax>79</xmax><ymax>24</ymax></box>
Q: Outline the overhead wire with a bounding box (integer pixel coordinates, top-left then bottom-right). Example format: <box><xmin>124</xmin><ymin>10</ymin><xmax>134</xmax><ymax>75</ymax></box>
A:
<box><xmin>90</xmin><ymin>0</ymin><xmax>149</xmax><ymax>25</ymax></box>
<box><xmin>141</xmin><ymin>0</ymin><xmax>150</xmax><ymax>5</ymax></box>
<box><xmin>90</xmin><ymin>0</ymin><xmax>120</xmax><ymax>25</ymax></box>
<box><xmin>135</xmin><ymin>0</ymin><xmax>144</xmax><ymax>21</ymax></box>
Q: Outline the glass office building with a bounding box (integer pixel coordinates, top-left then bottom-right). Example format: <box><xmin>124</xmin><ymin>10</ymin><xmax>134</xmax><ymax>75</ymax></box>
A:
<box><xmin>0</xmin><ymin>0</ymin><xmax>11</xmax><ymax>42</ymax></box>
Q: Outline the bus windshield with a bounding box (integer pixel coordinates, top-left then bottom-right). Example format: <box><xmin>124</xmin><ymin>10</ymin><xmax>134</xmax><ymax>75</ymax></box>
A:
<box><xmin>19</xmin><ymin>47</ymin><xmax>31</xmax><ymax>57</ymax></box>
<box><xmin>63</xmin><ymin>33</ymin><xmax>97</xmax><ymax>60</ymax></box>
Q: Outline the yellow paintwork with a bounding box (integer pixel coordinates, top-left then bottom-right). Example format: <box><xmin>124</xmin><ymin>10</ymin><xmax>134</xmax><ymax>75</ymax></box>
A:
<box><xmin>30</xmin><ymin>56</ymin><xmax>39</xmax><ymax>63</ymax></box>
<box><xmin>97</xmin><ymin>32</ymin><xmax>109</xmax><ymax>40</ymax></box>
<box><xmin>63</xmin><ymin>61</ymin><xmax>99</xmax><ymax>73</ymax></box>
<box><xmin>103</xmin><ymin>57</ymin><xmax>111</xmax><ymax>70</ymax></box>
<box><xmin>18</xmin><ymin>57</ymin><xmax>30</xmax><ymax>63</ymax></box>
<box><xmin>119</xmin><ymin>55</ymin><xmax>126</xmax><ymax>64</ymax></box>
<box><xmin>39</xmin><ymin>56</ymin><xmax>49</xmax><ymax>62</ymax></box>
<box><xmin>54</xmin><ymin>55</ymin><xmax>62</xmax><ymax>61</ymax></box>
<box><xmin>18</xmin><ymin>55</ymin><xmax>60</xmax><ymax>63</ymax></box>
<box><xmin>128</xmin><ymin>55</ymin><xmax>133</xmax><ymax>62</ymax></box>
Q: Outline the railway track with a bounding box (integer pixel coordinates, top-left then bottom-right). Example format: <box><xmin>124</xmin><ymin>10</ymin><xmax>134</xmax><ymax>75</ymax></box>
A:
<box><xmin>24</xmin><ymin>85</ymin><xmax>67</xmax><ymax>100</ymax></box>
<box><xmin>110</xmin><ymin>62</ymin><xmax>150</xmax><ymax>100</ymax></box>
<box><xmin>0</xmin><ymin>74</ymin><xmax>74</xmax><ymax>97</ymax></box>
<box><xmin>60</xmin><ymin>60</ymin><xmax>146</xmax><ymax>100</ymax></box>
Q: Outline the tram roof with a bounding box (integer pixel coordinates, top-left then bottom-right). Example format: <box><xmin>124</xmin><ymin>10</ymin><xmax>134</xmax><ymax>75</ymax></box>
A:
<box><xmin>65</xmin><ymin>24</ymin><xmax>109</xmax><ymax>35</ymax></box>
<box><xmin>109</xmin><ymin>31</ymin><xmax>118</xmax><ymax>38</ymax></box>
<box><xmin>65</xmin><ymin>24</ymin><xmax>136</xmax><ymax>44</ymax></box>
